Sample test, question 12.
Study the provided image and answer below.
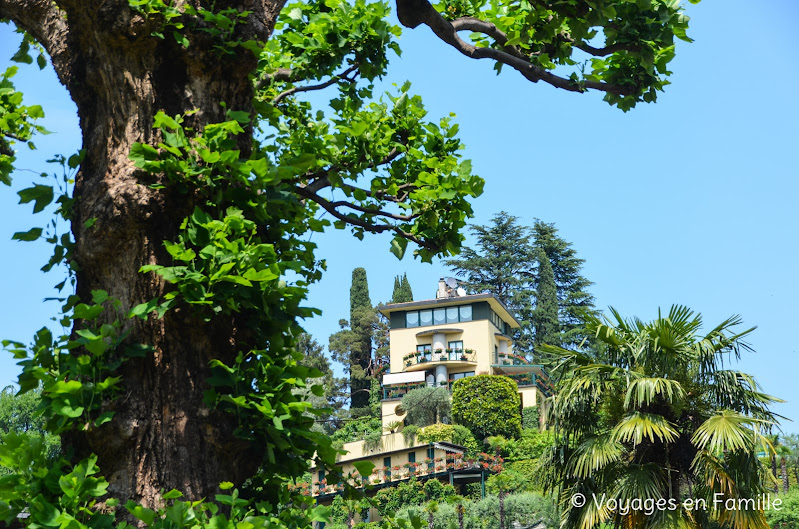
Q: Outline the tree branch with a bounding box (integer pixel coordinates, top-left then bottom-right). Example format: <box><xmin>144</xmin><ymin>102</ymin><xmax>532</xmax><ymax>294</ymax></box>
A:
<box><xmin>293</xmin><ymin>185</ymin><xmax>434</xmax><ymax>250</ymax></box>
<box><xmin>298</xmin><ymin>140</ymin><xmax>406</xmax><ymax>194</ymax></box>
<box><xmin>255</xmin><ymin>67</ymin><xmax>295</xmax><ymax>91</ymax></box>
<box><xmin>396</xmin><ymin>0</ymin><xmax>635</xmax><ymax>96</ymax></box>
<box><xmin>0</xmin><ymin>0</ymin><xmax>68</xmax><ymax>62</ymax></box>
<box><xmin>272</xmin><ymin>64</ymin><xmax>359</xmax><ymax>104</ymax></box>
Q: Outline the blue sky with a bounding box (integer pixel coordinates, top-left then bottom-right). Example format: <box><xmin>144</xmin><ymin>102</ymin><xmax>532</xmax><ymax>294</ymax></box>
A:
<box><xmin>1</xmin><ymin>1</ymin><xmax>798</xmax><ymax>430</ymax></box>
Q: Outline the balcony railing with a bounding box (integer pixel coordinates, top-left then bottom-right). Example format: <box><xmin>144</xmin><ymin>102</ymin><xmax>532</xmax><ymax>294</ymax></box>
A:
<box><xmin>492</xmin><ymin>352</ymin><xmax>530</xmax><ymax>365</ymax></box>
<box><xmin>298</xmin><ymin>453</ymin><xmax>503</xmax><ymax>497</ymax></box>
<box><xmin>403</xmin><ymin>348</ymin><xmax>476</xmax><ymax>368</ymax></box>
<box><xmin>383</xmin><ymin>381</ymin><xmax>426</xmax><ymax>400</ymax></box>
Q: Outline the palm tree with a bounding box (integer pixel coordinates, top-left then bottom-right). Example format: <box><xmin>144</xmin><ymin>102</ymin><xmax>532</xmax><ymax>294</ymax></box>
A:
<box><xmin>539</xmin><ymin>306</ymin><xmax>782</xmax><ymax>529</ymax></box>
<box><xmin>782</xmin><ymin>434</ymin><xmax>799</xmax><ymax>488</ymax></box>
<box><xmin>445</xmin><ymin>495</ymin><xmax>467</xmax><ymax>529</ymax></box>
<box><xmin>424</xmin><ymin>500</ymin><xmax>439</xmax><ymax>529</ymax></box>
<box><xmin>491</xmin><ymin>472</ymin><xmax>515</xmax><ymax>529</ymax></box>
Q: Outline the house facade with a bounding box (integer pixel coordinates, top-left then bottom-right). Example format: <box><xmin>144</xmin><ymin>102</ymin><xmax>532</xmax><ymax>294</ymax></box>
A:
<box><xmin>308</xmin><ymin>278</ymin><xmax>552</xmax><ymax>505</ymax></box>
<box><xmin>378</xmin><ymin>278</ymin><xmax>553</xmax><ymax>431</ymax></box>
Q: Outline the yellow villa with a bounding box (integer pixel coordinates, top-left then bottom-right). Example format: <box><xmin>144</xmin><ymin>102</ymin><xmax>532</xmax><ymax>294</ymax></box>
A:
<box><xmin>309</xmin><ymin>278</ymin><xmax>553</xmax><ymax>506</ymax></box>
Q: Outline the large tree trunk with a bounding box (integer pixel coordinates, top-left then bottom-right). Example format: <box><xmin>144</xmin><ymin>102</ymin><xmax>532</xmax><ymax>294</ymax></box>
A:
<box><xmin>1</xmin><ymin>0</ymin><xmax>285</xmax><ymax>509</ymax></box>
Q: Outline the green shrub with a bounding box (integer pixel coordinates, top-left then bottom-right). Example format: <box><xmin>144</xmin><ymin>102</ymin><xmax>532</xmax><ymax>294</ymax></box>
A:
<box><xmin>373</xmin><ymin>478</ymin><xmax>456</xmax><ymax>516</ymax></box>
<box><xmin>505</xmin><ymin>429</ymin><xmax>554</xmax><ymax>461</ymax></box>
<box><xmin>393</xmin><ymin>492</ymin><xmax>557</xmax><ymax>529</ymax></box>
<box><xmin>451</xmin><ymin>375</ymin><xmax>521</xmax><ymax>439</ymax></box>
<box><xmin>521</xmin><ymin>406</ymin><xmax>540</xmax><ymax>430</ymax></box>
<box><xmin>452</xmin><ymin>424</ymin><xmax>480</xmax><ymax>456</ymax></box>
<box><xmin>766</xmin><ymin>488</ymin><xmax>799</xmax><ymax>528</ymax></box>
<box><xmin>402</xmin><ymin>423</ymin><xmax>419</xmax><ymax>446</ymax></box>
<box><xmin>331</xmin><ymin>416</ymin><xmax>382</xmax><ymax>445</ymax></box>
<box><xmin>417</xmin><ymin>423</ymin><xmax>456</xmax><ymax>444</ymax></box>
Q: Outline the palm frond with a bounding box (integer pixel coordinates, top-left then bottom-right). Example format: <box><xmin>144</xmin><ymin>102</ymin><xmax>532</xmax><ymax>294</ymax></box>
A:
<box><xmin>691</xmin><ymin>410</ymin><xmax>764</xmax><ymax>453</ymax></box>
<box><xmin>568</xmin><ymin>432</ymin><xmax>624</xmax><ymax>478</ymax></box>
<box><xmin>624</xmin><ymin>377</ymin><xmax>686</xmax><ymax>410</ymax></box>
<box><xmin>612</xmin><ymin>412</ymin><xmax>678</xmax><ymax>446</ymax></box>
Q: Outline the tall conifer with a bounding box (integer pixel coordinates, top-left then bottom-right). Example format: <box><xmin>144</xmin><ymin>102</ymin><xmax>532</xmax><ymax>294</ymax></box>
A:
<box><xmin>447</xmin><ymin>213</ymin><xmax>596</xmax><ymax>362</ymax></box>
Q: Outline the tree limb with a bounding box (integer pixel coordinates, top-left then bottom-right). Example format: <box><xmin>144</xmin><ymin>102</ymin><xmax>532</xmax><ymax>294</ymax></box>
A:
<box><xmin>293</xmin><ymin>185</ymin><xmax>434</xmax><ymax>250</ymax></box>
<box><xmin>0</xmin><ymin>0</ymin><xmax>68</xmax><ymax>62</ymax></box>
<box><xmin>272</xmin><ymin>64</ymin><xmax>359</xmax><ymax>104</ymax></box>
<box><xmin>255</xmin><ymin>67</ymin><xmax>295</xmax><ymax>91</ymax></box>
<box><xmin>396</xmin><ymin>0</ymin><xmax>635</xmax><ymax>96</ymax></box>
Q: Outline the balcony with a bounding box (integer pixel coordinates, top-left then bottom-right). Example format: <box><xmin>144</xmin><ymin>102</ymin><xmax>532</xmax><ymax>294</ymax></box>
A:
<box><xmin>402</xmin><ymin>348</ymin><xmax>477</xmax><ymax>372</ymax></box>
<box><xmin>302</xmin><ymin>453</ymin><xmax>503</xmax><ymax>497</ymax></box>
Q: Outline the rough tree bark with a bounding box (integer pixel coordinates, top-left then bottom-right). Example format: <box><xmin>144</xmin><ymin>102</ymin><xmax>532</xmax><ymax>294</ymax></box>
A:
<box><xmin>1</xmin><ymin>0</ymin><xmax>285</xmax><ymax>508</ymax></box>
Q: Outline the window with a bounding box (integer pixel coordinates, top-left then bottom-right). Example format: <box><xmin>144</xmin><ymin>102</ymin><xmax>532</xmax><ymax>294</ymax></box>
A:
<box><xmin>405</xmin><ymin>304</ymin><xmax>473</xmax><ymax>329</ymax></box>
<box><xmin>448</xmin><ymin>341</ymin><xmax>464</xmax><ymax>351</ymax></box>
<box><xmin>384</xmin><ymin>456</ymin><xmax>392</xmax><ymax>467</ymax></box>
<box><xmin>417</xmin><ymin>344</ymin><xmax>431</xmax><ymax>361</ymax></box>
<box><xmin>450</xmin><ymin>371</ymin><xmax>474</xmax><ymax>382</ymax></box>
<box><xmin>446</xmin><ymin>307</ymin><xmax>459</xmax><ymax>323</ymax></box>
<box><xmin>490</xmin><ymin>309</ymin><xmax>504</xmax><ymax>331</ymax></box>
<box><xmin>318</xmin><ymin>470</ymin><xmax>325</xmax><ymax>482</ymax></box>
<box><xmin>419</xmin><ymin>309</ymin><xmax>433</xmax><ymax>326</ymax></box>
<box><xmin>427</xmin><ymin>447</ymin><xmax>435</xmax><ymax>459</ymax></box>
<box><xmin>408</xmin><ymin>452</ymin><xmax>416</xmax><ymax>463</ymax></box>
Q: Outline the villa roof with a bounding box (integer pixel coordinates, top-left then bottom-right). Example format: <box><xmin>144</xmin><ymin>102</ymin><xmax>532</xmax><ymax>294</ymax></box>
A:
<box><xmin>378</xmin><ymin>293</ymin><xmax>521</xmax><ymax>328</ymax></box>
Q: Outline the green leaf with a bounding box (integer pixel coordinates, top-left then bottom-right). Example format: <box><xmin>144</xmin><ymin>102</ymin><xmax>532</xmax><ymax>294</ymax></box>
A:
<box><xmin>94</xmin><ymin>411</ymin><xmax>115</xmax><ymax>427</ymax></box>
<box><xmin>29</xmin><ymin>495</ymin><xmax>60</xmax><ymax>527</ymax></box>
<box><xmin>126</xmin><ymin>501</ymin><xmax>156</xmax><ymax>526</ymax></box>
<box><xmin>353</xmin><ymin>460</ymin><xmax>375</xmax><ymax>478</ymax></box>
<box><xmin>18</xmin><ymin>184</ymin><xmax>54</xmax><ymax>213</ymax></box>
<box><xmin>162</xmin><ymin>489</ymin><xmax>184</xmax><ymax>500</ymax></box>
<box><xmin>389</xmin><ymin>237</ymin><xmax>408</xmax><ymax>259</ymax></box>
<box><xmin>12</xmin><ymin>227</ymin><xmax>43</xmax><ymax>241</ymax></box>
<box><xmin>74</xmin><ymin>303</ymin><xmax>104</xmax><ymax>320</ymax></box>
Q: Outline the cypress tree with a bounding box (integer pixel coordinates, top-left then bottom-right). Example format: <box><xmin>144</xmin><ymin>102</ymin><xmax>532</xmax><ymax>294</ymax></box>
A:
<box><xmin>401</xmin><ymin>273</ymin><xmax>414</xmax><ymax>301</ymax></box>
<box><xmin>391</xmin><ymin>273</ymin><xmax>414</xmax><ymax>303</ymax></box>
<box><xmin>350</xmin><ymin>268</ymin><xmax>372</xmax><ymax>319</ymax></box>
<box><xmin>530</xmin><ymin>220</ymin><xmax>596</xmax><ymax>347</ymax></box>
<box><xmin>329</xmin><ymin>268</ymin><xmax>375</xmax><ymax>412</ymax></box>
<box><xmin>392</xmin><ymin>276</ymin><xmax>402</xmax><ymax>302</ymax></box>
<box><xmin>532</xmin><ymin>248</ymin><xmax>560</xmax><ymax>350</ymax></box>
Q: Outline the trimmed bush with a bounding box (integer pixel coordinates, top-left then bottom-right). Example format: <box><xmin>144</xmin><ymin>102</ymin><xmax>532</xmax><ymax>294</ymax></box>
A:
<box><xmin>521</xmin><ymin>406</ymin><xmax>540</xmax><ymax>430</ymax></box>
<box><xmin>451</xmin><ymin>375</ymin><xmax>521</xmax><ymax>439</ymax></box>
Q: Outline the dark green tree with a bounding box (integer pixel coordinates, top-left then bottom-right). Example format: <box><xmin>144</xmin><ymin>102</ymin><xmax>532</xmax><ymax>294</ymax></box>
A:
<box><xmin>530</xmin><ymin>220</ymin><xmax>596</xmax><ymax>347</ymax></box>
<box><xmin>350</xmin><ymin>268</ymin><xmax>373</xmax><ymax>410</ymax></box>
<box><xmin>328</xmin><ymin>268</ymin><xmax>375</xmax><ymax>411</ymax></box>
<box><xmin>391</xmin><ymin>273</ymin><xmax>414</xmax><ymax>303</ymax></box>
<box><xmin>296</xmin><ymin>334</ymin><xmax>347</xmax><ymax>433</ymax></box>
<box><xmin>445</xmin><ymin>213</ymin><xmax>536</xmax><ymax>352</ymax></box>
<box><xmin>447</xmin><ymin>214</ymin><xmax>595</xmax><ymax>358</ymax></box>
<box><xmin>531</xmin><ymin>248</ymin><xmax>559</xmax><ymax>353</ymax></box>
